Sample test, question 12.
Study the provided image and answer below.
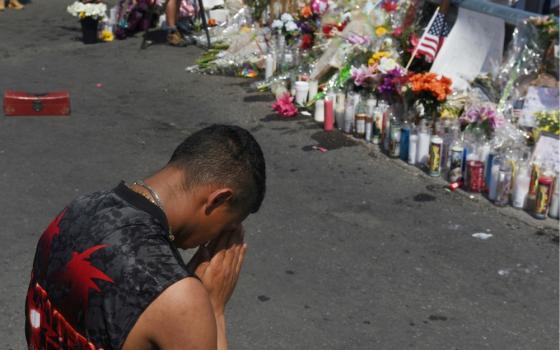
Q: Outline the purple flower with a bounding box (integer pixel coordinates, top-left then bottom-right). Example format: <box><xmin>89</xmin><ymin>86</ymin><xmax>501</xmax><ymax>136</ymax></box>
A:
<box><xmin>377</xmin><ymin>67</ymin><xmax>406</xmax><ymax>95</ymax></box>
<box><xmin>461</xmin><ymin>106</ymin><xmax>480</xmax><ymax>124</ymax></box>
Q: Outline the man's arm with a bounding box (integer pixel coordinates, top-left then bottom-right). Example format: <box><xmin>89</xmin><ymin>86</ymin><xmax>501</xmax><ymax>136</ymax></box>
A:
<box><xmin>123</xmin><ymin>277</ymin><xmax>218</xmax><ymax>350</ymax></box>
<box><xmin>123</xmin><ymin>228</ymin><xmax>246</xmax><ymax>350</ymax></box>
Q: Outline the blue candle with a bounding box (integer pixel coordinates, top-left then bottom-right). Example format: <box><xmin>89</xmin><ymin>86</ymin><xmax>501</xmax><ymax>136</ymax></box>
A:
<box><xmin>400</xmin><ymin>126</ymin><xmax>410</xmax><ymax>161</ymax></box>
<box><xmin>485</xmin><ymin>153</ymin><xmax>495</xmax><ymax>188</ymax></box>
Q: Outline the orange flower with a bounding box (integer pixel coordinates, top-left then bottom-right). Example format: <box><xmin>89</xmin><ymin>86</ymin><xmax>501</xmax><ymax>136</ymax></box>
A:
<box><xmin>409</xmin><ymin>72</ymin><xmax>452</xmax><ymax>101</ymax></box>
<box><xmin>301</xmin><ymin>5</ymin><xmax>312</xmax><ymax>18</ymax></box>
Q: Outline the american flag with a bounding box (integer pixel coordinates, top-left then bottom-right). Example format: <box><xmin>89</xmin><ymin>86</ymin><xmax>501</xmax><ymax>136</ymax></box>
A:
<box><xmin>416</xmin><ymin>13</ymin><xmax>451</xmax><ymax>62</ymax></box>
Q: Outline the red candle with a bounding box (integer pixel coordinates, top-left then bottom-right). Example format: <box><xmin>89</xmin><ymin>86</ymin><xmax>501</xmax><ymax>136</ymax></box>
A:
<box><xmin>324</xmin><ymin>98</ymin><xmax>334</xmax><ymax>131</ymax></box>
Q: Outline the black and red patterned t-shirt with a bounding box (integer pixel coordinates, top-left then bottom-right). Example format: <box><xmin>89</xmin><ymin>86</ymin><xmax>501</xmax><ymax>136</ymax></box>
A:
<box><xmin>25</xmin><ymin>182</ymin><xmax>192</xmax><ymax>349</ymax></box>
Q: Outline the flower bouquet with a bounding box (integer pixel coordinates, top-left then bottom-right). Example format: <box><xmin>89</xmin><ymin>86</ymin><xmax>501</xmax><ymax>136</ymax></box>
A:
<box><xmin>532</xmin><ymin>110</ymin><xmax>560</xmax><ymax>141</ymax></box>
<box><xmin>459</xmin><ymin>103</ymin><xmax>505</xmax><ymax>139</ymax></box>
<box><xmin>67</xmin><ymin>1</ymin><xmax>107</xmax><ymax>44</ymax></box>
<box><xmin>406</xmin><ymin>72</ymin><xmax>452</xmax><ymax>119</ymax></box>
<box><xmin>272</xmin><ymin>13</ymin><xmax>301</xmax><ymax>47</ymax></box>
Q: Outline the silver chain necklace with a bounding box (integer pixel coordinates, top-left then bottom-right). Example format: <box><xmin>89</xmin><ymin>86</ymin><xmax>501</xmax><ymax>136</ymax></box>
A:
<box><xmin>132</xmin><ymin>180</ymin><xmax>175</xmax><ymax>242</ymax></box>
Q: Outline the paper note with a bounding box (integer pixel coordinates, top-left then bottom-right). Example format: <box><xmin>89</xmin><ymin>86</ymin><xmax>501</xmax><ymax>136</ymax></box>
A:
<box><xmin>431</xmin><ymin>8</ymin><xmax>505</xmax><ymax>91</ymax></box>
<box><xmin>519</xmin><ymin>86</ymin><xmax>560</xmax><ymax>128</ymax></box>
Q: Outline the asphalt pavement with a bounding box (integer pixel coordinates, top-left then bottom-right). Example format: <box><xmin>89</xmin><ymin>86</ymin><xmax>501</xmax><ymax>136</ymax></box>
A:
<box><xmin>0</xmin><ymin>1</ymin><xmax>558</xmax><ymax>349</ymax></box>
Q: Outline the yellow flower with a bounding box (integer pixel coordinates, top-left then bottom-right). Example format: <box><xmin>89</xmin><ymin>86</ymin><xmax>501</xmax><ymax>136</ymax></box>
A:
<box><xmin>101</xmin><ymin>30</ymin><xmax>114</xmax><ymax>42</ymax></box>
<box><xmin>375</xmin><ymin>26</ymin><xmax>388</xmax><ymax>37</ymax></box>
<box><xmin>79</xmin><ymin>11</ymin><xmax>85</xmax><ymax>19</ymax></box>
<box><xmin>368</xmin><ymin>51</ymin><xmax>390</xmax><ymax>66</ymax></box>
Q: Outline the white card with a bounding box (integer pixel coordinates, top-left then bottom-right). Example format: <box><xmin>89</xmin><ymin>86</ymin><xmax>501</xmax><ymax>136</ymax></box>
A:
<box><xmin>430</xmin><ymin>8</ymin><xmax>505</xmax><ymax>91</ymax></box>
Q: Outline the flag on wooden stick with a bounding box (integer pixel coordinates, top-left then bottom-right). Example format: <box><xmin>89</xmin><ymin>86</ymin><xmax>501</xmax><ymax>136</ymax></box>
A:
<box><xmin>416</xmin><ymin>12</ymin><xmax>451</xmax><ymax>62</ymax></box>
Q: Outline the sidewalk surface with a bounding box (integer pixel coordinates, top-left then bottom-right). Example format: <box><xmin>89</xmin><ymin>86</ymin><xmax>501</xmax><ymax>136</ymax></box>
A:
<box><xmin>0</xmin><ymin>1</ymin><xmax>558</xmax><ymax>349</ymax></box>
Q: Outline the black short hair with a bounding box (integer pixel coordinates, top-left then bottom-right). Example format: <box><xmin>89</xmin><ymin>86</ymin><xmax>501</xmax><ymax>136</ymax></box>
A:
<box><xmin>168</xmin><ymin>124</ymin><xmax>266</xmax><ymax>214</ymax></box>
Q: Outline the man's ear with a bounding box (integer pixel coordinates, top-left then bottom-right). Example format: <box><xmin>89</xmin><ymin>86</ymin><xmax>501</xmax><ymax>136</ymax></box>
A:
<box><xmin>204</xmin><ymin>188</ymin><xmax>233</xmax><ymax>215</ymax></box>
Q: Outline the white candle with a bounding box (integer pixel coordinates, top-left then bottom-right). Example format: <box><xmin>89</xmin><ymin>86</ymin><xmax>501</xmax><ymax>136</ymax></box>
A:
<box><xmin>549</xmin><ymin>178</ymin><xmax>559</xmax><ymax>219</ymax></box>
<box><xmin>314</xmin><ymin>99</ymin><xmax>325</xmax><ymax>123</ymax></box>
<box><xmin>488</xmin><ymin>163</ymin><xmax>501</xmax><ymax>201</ymax></box>
<box><xmin>408</xmin><ymin>134</ymin><xmax>418</xmax><ymax>165</ymax></box>
<box><xmin>265</xmin><ymin>54</ymin><xmax>274</xmax><ymax>80</ymax></box>
<box><xmin>417</xmin><ymin>130</ymin><xmax>431</xmax><ymax>165</ymax></box>
<box><xmin>343</xmin><ymin>103</ymin><xmax>354</xmax><ymax>134</ymax></box>
<box><xmin>308</xmin><ymin>80</ymin><xmax>319</xmax><ymax>102</ymax></box>
<box><xmin>335</xmin><ymin>106</ymin><xmax>345</xmax><ymax>130</ymax></box>
<box><xmin>336</xmin><ymin>93</ymin><xmax>346</xmax><ymax>111</ymax></box>
<box><xmin>549</xmin><ymin>193</ymin><xmax>559</xmax><ymax>219</ymax></box>
<box><xmin>512</xmin><ymin>172</ymin><xmax>530</xmax><ymax>209</ymax></box>
<box><xmin>294</xmin><ymin>81</ymin><xmax>310</xmax><ymax>106</ymax></box>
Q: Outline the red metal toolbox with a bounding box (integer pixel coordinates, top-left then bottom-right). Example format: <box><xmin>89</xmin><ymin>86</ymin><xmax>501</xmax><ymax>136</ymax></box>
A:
<box><xmin>3</xmin><ymin>91</ymin><xmax>71</xmax><ymax>116</ymax></box>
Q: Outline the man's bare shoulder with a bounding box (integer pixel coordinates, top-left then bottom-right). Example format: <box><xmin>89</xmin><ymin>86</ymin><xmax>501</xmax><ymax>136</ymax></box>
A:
<box><xmin>123</xmin><ymin>276</ymin><xmax>217</xmax><ymax>350</ymax></box>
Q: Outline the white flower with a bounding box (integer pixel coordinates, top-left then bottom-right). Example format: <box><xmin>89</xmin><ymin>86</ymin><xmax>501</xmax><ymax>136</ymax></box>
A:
<box><xmin>378</xmin><ymin>57</ymin><xmax>398</xmax><ymax>73</ymax></box>
<box><xmin>285</xmin><ymin>21</ymin><xmax>298</xmax><ymax>32</ymax></box>
<box><xmin>271</xmin><ymin>19</ymin><xmax>284</xmax><ymax>29</ymax></box>
<box><xmin>281</xmin><ymin>13</ymin><xmax>294</xmax><ymax>22</ymax></box>
<box><xmin>67</xmin><ymin>1</ymin><xmax>107</xmax><ymax>19</ymax></box>
<box><xmin>341</xmin><ymin>12</ymin><xmax>351</xmax><ymax>23</ymax></box>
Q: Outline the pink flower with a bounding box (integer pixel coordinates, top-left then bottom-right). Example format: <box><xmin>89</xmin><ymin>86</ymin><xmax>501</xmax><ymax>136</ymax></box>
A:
<box><xmin>347</xmin><ymin>32</ymin><xmax>371</xmax><ymax>46</ymax></box>
<box><xmin>489</xmin><ymin>111</ymin><xmax>505</xmax><ymax>129</ymax></box>
<box><xmin>392</xmin><ymin>26</ymin><xmax>403</xmax><ymax>37</ymax></box>
<box><xmin>351</xmin><ymin>65</ymin><xmax>378</xmax><ymax>87</ymax></box>
<box><xmin>272</xmin><ymin>93</ymin><xmax>298</xmax><ymax>117</ymax></box>
<box><xmin>311</xmin><ymin>0</ymin><xmax>328</xmax><ymax>15</ymax></box>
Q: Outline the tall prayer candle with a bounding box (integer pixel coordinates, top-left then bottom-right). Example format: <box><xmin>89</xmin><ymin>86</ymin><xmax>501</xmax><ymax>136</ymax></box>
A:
<box><xmin>512</xmin><ymin>166</ymin><xmax>530</xmax><ymax>209</ymax></box>
<box><xmin>265</xmin><ymin>54</ymin><xmax>274</xmax><ymax>80</ymax></box>
<box><xmin>408</xmin><ymin>134</ymin><xmax>418</xmax><ymax>165</ymax></box>
<box><xmin>549</xmin><ymin>178</ymin><xmax>559</xmax><ymax>219</ymax></box>
<box><xmin>314</xmin><ymin>99</ymin><xmax>325</xmax><ymax>123</ymax></box>
<box><xmin>488</xmin><ymin>161</ymin><xmax>501</xmax><ymax>201</ymax></box>
<box><xmin>417</xmin><ymin>128</ymin><xmax>431</xmax><ymax>165</ymax></box>
<box><xmin>324</xmin><ymin>98</ymin><xmax>334</xmax><ymax>131</ymax></box>
<box><xmin>343</xmin><ymin>100</ymin><xmax>354</xmax><ymax>134</ymax></box>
